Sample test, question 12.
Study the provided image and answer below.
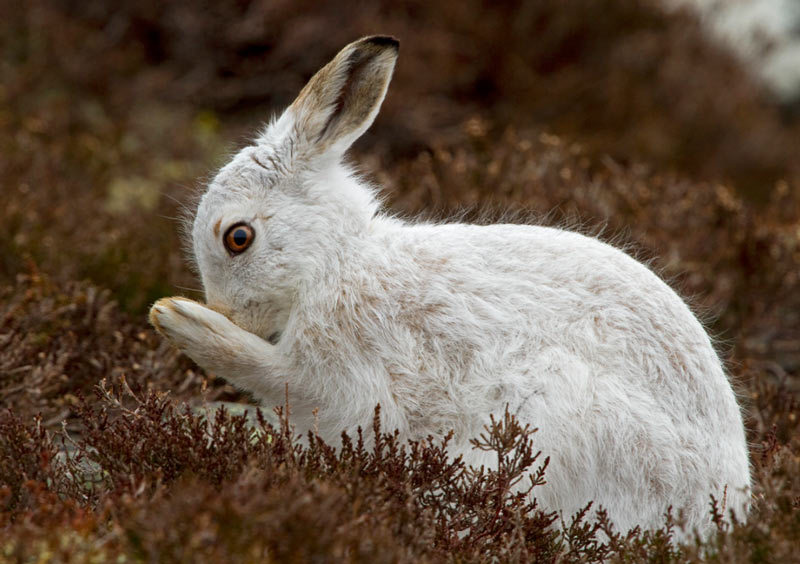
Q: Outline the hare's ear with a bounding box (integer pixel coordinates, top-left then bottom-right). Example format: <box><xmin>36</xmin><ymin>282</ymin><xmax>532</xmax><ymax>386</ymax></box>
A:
<box><xmin>287</xmin><ymin>35</ymin><xmax>398</xmax><ymax>159</ymax></box>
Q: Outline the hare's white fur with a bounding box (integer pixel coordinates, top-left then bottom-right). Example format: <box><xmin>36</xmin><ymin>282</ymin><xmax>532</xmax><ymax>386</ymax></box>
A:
<box><xmin>150</xmin><ymin>36</ymin><xmax>750</xmax><ymax>537</ymax></box>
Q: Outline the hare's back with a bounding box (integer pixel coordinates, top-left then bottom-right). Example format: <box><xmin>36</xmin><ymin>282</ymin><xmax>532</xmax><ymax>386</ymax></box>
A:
<box><xmin>408</xmin><ymin>222</ymin><xmax>697</xmax><ymax>339</ymax></box>
<box><xmin>401</xmin><ymin>221</ymin><xmax>734</xmax><ymax>417</ymax></box>
<box><xmin>398</xmin><ymin>221</ymin><xmax>750</xmax><ymax>532</ymax></box>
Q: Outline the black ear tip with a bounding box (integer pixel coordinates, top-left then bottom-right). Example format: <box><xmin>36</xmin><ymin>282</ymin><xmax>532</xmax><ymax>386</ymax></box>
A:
<box><xmin>363</xmin><ymin>35</ymin><xmax>399</xmax><ymax>51</ymax></box>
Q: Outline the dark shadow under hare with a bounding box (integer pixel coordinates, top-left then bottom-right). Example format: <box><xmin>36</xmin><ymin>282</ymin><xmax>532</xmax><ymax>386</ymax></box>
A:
<box><xmin>149</xmin><ymin>35</ymin><xmax>751</xmax><ymax>538</ymax></box>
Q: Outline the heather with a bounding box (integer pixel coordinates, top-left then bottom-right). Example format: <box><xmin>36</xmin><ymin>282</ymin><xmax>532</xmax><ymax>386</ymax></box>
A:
<box><xmin>1</xmin><ymin>0</ymin><xmax>799</xmax><ymax>561</ymax></box>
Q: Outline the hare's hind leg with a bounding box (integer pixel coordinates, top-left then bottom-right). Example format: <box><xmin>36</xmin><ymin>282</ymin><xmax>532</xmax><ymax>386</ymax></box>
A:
<box><xmin>149</xmin><ymin>297</ymin><xmax>286</xmax><ymax>399</ymax></box>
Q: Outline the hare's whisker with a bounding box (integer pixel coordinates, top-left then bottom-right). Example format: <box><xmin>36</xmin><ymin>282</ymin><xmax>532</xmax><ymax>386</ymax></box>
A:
<box><xmin>173</xmin><ymin>285</ymin><xmax>203</xmax><ymax>293</ymax></box>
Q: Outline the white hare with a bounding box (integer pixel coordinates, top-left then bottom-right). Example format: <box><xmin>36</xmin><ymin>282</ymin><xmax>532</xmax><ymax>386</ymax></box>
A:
<box><xmin>149</xmin><ymin>35</ymin><xmax>751</xmax><ymax>537</ymax></box>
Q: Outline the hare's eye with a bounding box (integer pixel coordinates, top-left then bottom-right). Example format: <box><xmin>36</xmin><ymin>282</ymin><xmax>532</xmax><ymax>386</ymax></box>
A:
<box><xmin>223</xmin><ymin>223</ymin><xmax>255</xmax><ymax>254</ymax></box>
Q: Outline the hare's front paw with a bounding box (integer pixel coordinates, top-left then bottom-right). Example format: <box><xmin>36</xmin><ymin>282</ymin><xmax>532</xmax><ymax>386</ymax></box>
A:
<box><xmin>149</xmin><ymin>297</ymin><xmax>283</xmax><ymax>398</ymax></box>
<box><xmin>149</xmin><ymin>297</ymin><xmax>230</xmax><ymax>349</ymax></box>
<box><xmin>149</xmin><ymin>297</ymin><xmax>272</xmax><ymax>375</ymax></box>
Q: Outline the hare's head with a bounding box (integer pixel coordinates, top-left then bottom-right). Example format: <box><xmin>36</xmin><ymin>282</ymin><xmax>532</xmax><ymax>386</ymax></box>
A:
<box><xmin>190</xmin><ymin>36</ymin><xmax>398</xmax><ymax>341</ymax></box>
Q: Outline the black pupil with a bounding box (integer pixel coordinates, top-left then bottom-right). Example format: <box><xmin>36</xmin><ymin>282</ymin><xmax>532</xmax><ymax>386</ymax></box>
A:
<box><xmin>232</xmin><ymin>229</ymin><xmax>248</xmax><ymax>246</ymax></box>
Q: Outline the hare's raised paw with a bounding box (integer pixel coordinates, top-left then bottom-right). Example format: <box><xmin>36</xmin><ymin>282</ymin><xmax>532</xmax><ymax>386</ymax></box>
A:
<box><xmin>149</xmin><ymin>297</ymin><xmax>272</xmax><ymax>372</ymax></box>
<box><xmin>149</xmin><ymin>297</ymin><xmax>282</xmax><ymax>396</ymax></box>
<box><xmin>149</xmin><ymin>297</ymin><xmax>230</xmax><ymax>346</ymax></box>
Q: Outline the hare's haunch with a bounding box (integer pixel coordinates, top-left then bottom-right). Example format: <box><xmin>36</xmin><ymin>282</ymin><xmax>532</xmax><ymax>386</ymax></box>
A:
<box><xmin>150</xmin><ymin>35</ymin><xmax>750</xmax><ymax>537</ymax></box>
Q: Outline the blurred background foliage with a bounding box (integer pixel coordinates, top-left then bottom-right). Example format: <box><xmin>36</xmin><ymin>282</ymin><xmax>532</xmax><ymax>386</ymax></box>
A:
<box><xmin>1</xmin><ymin>0</ymin><xmax>799</xmax><ymax>560</ymax></box>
